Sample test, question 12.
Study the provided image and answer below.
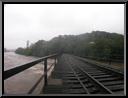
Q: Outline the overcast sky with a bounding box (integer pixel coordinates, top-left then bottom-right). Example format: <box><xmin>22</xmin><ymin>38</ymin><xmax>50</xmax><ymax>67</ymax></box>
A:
<box><xmin>4</xmin><ymin>4</ymin><xmax>124</xmax><ymax>49</ymax></box>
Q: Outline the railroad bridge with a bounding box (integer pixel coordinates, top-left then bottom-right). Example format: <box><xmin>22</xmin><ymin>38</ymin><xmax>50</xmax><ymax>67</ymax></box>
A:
<box><xmin>4</xmin><ymin>53</ymin><xmax>124</xmax><ymax>95</ymax></box>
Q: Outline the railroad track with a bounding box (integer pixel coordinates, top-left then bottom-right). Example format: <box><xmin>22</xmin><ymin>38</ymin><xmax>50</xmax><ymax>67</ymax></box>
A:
<box><xmin>60</xmin><ymin>54</ymin><xmax>124</xmax><ymax>94</ymax></box>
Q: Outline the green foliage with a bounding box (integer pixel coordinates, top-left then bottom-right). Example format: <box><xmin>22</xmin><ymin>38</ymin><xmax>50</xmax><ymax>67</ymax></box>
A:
<box><xmin>15</xmin><ymin>31</ymin><xmax>124</xmax><ymax>61</ymax></box>
<box><xmin>15</xmin><ymin>47</ymin><xmax>26</xmax><ymax>54</ymax></box>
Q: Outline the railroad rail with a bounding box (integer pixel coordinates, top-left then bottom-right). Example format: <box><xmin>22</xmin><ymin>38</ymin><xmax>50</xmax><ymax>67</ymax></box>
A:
<box><xmin>44</xmin><ymin>54</ymin><xmax>124</xmax><ymax>94</ymax></box>
<box><xmin>4</xmin><ymin>53</ymin><xmax>124</xmax><ymax>95</ymax></box>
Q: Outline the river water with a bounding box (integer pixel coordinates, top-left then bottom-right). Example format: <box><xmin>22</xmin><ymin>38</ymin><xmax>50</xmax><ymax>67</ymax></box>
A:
<box><xmin>4</xmin><ymin>52</ymin><xmax>55</xmax><ymax>94</ymax></box>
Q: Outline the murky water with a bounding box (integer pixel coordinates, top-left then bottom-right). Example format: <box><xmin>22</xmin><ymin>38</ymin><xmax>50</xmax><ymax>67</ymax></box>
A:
<box><xmin>4</xmin><ymin>52</ymin><xmax>55</xmax><ymax>94</ymax></box>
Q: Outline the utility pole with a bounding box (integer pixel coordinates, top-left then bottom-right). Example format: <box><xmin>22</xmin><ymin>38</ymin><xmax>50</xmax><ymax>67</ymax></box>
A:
<box><xmin>26</xmin><ymin>40</ymin><xmax>29</xmax><ymax>49</ymax></box>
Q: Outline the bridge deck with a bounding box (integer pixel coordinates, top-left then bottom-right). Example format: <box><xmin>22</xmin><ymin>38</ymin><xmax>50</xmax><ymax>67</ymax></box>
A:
<box><xmin>42</xmin><ymin>54</ymin><xmax>124</xmax><ymax>94</ymax></box>
<box><xmin>43</xmin><ymin>54</ymin><xmax>71</xmax><ymax>94</ymax></box>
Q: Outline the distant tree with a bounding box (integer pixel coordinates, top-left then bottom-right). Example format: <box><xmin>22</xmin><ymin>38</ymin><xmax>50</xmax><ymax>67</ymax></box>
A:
<box><xmin>15</xmin><ymin>31</ymin><xmax>124</xmax><ymax>63</ymax></box>
<box><xmin>15</xmin><ymin>47</ymin><xmax>25</xmax><ymax>54</ymax></box>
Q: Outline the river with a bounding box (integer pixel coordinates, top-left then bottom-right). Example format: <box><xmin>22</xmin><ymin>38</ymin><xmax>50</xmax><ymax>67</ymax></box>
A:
<box><xmin>4</xmin><ymin>52</ymin><xmax>55</xmax><ymax>94</ymax></box>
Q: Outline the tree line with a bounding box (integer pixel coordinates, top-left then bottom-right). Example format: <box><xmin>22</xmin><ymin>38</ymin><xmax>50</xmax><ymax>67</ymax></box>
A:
<box><xmin>15</xmin><ymin>31</ymin><xmax>124</xmax><ymax>62</ymax></box>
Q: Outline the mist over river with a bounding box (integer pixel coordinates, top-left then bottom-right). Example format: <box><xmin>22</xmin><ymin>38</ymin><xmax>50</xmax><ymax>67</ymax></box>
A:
<box><xmin>4</xmin><ymin>52</ymin><xmax>55</xmax><ymax>94</ymax></box>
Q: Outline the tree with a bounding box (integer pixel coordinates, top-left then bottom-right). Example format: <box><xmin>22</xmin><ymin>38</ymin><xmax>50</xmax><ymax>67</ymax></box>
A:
<box><xmin>15</xmin><ymin>31</ymin><xmax>124</xmax><ymax>63</ymax></box>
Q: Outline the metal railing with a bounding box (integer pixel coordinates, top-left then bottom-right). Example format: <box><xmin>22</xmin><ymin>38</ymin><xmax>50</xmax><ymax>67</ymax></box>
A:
<box><xmin>4</xmin><ymin>54</ymin><xmax>58</xmax><ymax>94</ymax></box>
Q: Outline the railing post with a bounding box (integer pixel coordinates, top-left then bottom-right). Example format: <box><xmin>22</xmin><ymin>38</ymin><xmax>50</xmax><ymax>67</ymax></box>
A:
<box><xmin>44</xmin><ymin>58</ymin><xmax>47</xmax><ymax>86</ymax></box>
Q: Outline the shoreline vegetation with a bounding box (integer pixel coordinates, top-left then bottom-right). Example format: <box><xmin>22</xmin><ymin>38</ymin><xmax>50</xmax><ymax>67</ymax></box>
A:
<box><xmin>15</xmin><ymin>31</ymin><xmax>124</xmax><ymax>68</ymax></box>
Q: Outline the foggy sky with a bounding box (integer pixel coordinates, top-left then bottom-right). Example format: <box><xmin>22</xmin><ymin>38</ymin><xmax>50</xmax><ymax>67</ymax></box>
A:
<box><xmin>4</xmin><ymin>4</ymin><xmax>124</xmax><ymax>49</ymax></box>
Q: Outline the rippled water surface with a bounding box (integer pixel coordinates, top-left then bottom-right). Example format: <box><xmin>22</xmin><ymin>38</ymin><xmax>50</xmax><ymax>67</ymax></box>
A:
<box><xmin>4</xmin><ymin>52</ymin><xmax>54</xmax><ymax>94</ymax></box>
